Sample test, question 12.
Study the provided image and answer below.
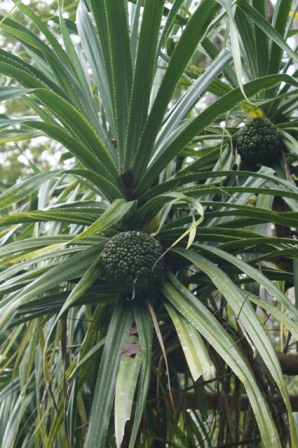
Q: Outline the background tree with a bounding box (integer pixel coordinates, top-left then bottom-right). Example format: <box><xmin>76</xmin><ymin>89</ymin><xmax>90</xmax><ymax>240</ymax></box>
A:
<box><xmin>0</xmin><ymin>1</ymin><xmax>298</xmax><ymax>447</ymax></box>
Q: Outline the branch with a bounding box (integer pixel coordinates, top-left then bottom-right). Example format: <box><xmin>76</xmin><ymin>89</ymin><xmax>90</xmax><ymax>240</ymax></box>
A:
<box><xmin>277</xmin><ymin>351</ymin><xmax>298</xmax><ymax>376</ymax></box>
<box><xmin>183</xmin><ymin>393</ymin><xmax>298</xmax><ymax>412</ymax></box>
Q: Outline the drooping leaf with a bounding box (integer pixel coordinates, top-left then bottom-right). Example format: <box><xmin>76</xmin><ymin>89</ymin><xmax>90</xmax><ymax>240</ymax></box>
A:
<box><xmin>85</xmin><ymin>299</ymin><xmax>133</xmax><ymax>448</ymax></box>
<box><xmin>165</xmin><ymin>302</ymin><xmax>213</xmax><ymax>381</ymax></box>
<box><xmin>115</xmin><ymin>352</ymin><xmax>143</xmax><ymax>447</ymax></box>
<box><xmin>162</xmin><ymin>273</ymin><xmax>283</xmax><ymax>447</ymax></box>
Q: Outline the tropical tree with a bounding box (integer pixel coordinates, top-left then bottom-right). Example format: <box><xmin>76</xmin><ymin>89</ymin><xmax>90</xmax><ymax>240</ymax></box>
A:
<box><xmin>0</xmin><ymin>1</ymin><xmax>298</xmax><ymax>447</ymax></box>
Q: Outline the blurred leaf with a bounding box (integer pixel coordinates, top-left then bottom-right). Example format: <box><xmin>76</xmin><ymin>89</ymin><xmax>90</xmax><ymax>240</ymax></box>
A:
<box><xmin>0</xmin><ymin>86</ymin><xmax>33</xmax><ymax>100</ymax></box>
<box><xmin>0</xmin><ymin>171</ymin><xmax>59</xmax><ymax>211</ymax></box>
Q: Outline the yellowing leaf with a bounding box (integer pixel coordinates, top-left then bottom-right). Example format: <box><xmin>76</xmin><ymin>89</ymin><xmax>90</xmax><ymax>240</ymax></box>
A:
<box><xmin>289</xmin><ymin>11</ymin><xmax>298</xmax><ymax>19</ymax></box>
<box><xmin>240</xmin><ymin>102</ymin><xmax>264</xmax><ymax>118</ymax></box>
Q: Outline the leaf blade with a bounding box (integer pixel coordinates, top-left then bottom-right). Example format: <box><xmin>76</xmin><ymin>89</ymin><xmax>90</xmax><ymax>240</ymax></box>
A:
<box><xmin>162</xmin><ymin>272</ymin><xmax>282</xmax><ymax>447</ymax></box>
<box><xmin>115</xmin><ymin>352</ymin><xmax>143</xmax><ymax>447</ymax></box>
<box><xmin>85</xmin><ymin>299</ymin><xmax>133</xmax><ymax>448</ymax></box>
<box><xmin>165</xmin><ymin>302</ymin><xmax>213</xmax><ymax>381</ymax></box>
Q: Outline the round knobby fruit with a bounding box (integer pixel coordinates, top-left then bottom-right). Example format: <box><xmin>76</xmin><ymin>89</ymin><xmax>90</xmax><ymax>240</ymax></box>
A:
<box><xmin>101</xmin><ymin>231</ymin><xmax>165</xmax><ymax>294</ymax></box>
<box><xmin>236</xmin><ymin>118</ymin><xmax>281</xmax><ymax>165</ymax></box>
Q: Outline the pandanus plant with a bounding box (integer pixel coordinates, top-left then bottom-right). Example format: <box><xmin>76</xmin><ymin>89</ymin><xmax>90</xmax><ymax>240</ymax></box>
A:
<box><xmin>0</xmin><ymin>1</ymin><xmax>298</xmax><ymax>447</ymax></box>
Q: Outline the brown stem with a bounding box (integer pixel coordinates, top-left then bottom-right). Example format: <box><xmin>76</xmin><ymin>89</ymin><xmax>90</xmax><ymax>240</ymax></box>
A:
<box><xmin>277</xmin><ymin>351</ymin><xmax>298</xmax><ymax>375</ymax></box>
<box><xmin>182</xmin><ymin>392</ymin><xmax>298</xmax><ymax>412</ymax></box>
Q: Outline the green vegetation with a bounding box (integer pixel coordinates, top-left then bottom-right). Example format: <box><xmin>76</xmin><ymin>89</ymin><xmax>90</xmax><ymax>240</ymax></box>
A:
<box><xmin>0</xmin><ymin>1</ymin><xmax>298</xmax><ymax>447</ymax></box>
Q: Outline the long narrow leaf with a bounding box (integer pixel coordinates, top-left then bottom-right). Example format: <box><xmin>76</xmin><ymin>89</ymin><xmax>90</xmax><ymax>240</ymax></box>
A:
<box><xmin>90</xmin><ymin>0</ymin><xmax>133</xmax><ymax>153</ymax></box>
<box><xmin>193</xmin><ymin>244</ymin><xmax>298</xmax><ymax>324</ymax></box>
<box><xmin>70</xmin><ymin>199</ymin><xmax>136</xmax><ymax>242</ymax></box>
<box><xmin>136</xmin><ymin>74</ymin><xmax>298</xmax><ymax>195</ymax></box>
<box><xmin>76</xmin><ymin>0</ymin><xmax>114</xmax><ymax>128</ymax></box>
<box><xmin>85</xmin><ymin>299</ymin><xmax>133</xmax><ymax>448</ymax></box>
<box><xmin>0</xmin><ymin>171</ymin><xmax>59</xmax><ymax>211</ymax></box>
<box><xmin>165</xmin><ymin>302</ymin><xmax>213</xmax><ymax>381</ymax></box>
<box><xmin>0</xmin><ymin>244</ymin><xmax>103</xmax><ymax>331</ymax></box>
<box><xmin>27</xmin><ymin>121</ymin><xmax>125</xmax><ymax>200</ymax></box>
<box><xmin>115</xmin><ymin>352</ymin><xmax>143</xmax><ymax>447</ymax></box>
<box><xmin>129</xmin><ymin>302</ymin><xmax>153</xmax><ymax>448</ymax></box>
<box><xmin>162</xmin><ymin>272</ymin><xmax>282</xmax><ymax>447</ymax></box>
<box><xmin>124</xmin><ymin>0</ymin><xmax>164</xmax><ymax>169</ymax></box>
<box><xmin>173</xmin><ymin>248</ymin><xmax>298</xmax><ymax>446</ymax></box>
<box><xmin>32</xmin><ymin>89</ymin><xmax>118</xmax><ymax>178</ymax></box>
<box><xmin>238</xmin><ymin>0</ymin><xmax>298</xmax><ymax>67</ymax></box>
<box><xmin>0</xmin><ymin>48</ymin><xmax>66</xmax><ymax>95</ymax></box>
<box><xmin>0</xmin><ymin>86</ymin><xmax>33</xmax><ymax>100</ymax></box>
<box><xmin>152</xmin><ymin>48</ymin><xmax>232</xmax><ymax>161</ymax></box>
<box><xmin>132</xmin><ymin>0</ymin><xmax>220</xmax><ymax>183</ymax></box>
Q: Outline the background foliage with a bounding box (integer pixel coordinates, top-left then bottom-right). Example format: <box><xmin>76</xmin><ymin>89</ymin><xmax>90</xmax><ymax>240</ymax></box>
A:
<box><xmin>0</xmin><ymin>0</ymin><xmax>298</xmax><ymax>447</ymax></box>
